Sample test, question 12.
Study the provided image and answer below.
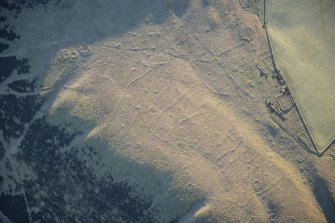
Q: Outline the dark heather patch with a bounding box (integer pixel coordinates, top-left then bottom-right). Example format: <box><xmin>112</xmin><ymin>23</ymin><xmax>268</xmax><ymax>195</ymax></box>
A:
<box><xmin>16</xmin><ymin>117</ymin><xmax>154</xmax><ymax>223</ymax></box>
<box><xmin>0</xmin><ymin>94</ymin><xmax>43</xmax><ymax>141</ymax></box>
<box><xmin>7</xmin><ymin>78</ymin><xmax>36</xmax><ymax>93</ymax></box>
<box><xmin>0</xmin><ymin>1</ymin><xmax>17</xmax><ymax>11</ymax></box>
<box><xmin>0</xmin><ymin>0</ymin><xmax>53</xmax><ymax>15</ymax></box>
<box><xmin>0</xmin><ymin>43</ymin><xmax>9</xmax><ymax>54</ymax></box>
<box><xmin>0</xmin><ymin>175</ymin><xmax>3</xmax><ymax>190</ymax></box>
<box><xmin>14</xmin><ymin>0</ymin><xmax>51</xmax><ymax>8</ymax></box>
<box><xmin>0</xmin><ymin>25</ymin><xmax>20</xmax><ymax>41</ymax></box>
<box><xmin>0</xmin><ymin>193</ymin><xmax>30</xmax><ymax>223</ymax></box>
<box><xmin>0</xmin><ymin>16</ymin><xmax>7</xmax><ymax>22</ymax></box>
<box><xmin>0</xmin><ymin>56</ymin><xmax>30</xmax><ymax>83</ymax></box>
<box><xmin>0</xmin><ymin>140</ymin><xmax>4</xmax><ymax>159</ymax></box>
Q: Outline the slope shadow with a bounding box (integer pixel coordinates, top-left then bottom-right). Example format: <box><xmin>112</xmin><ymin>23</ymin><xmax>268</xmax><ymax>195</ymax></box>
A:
<box><xmin>312</xmin><ymin>174</ymin><xmax>335</xmax><ymax>223</ymax></box>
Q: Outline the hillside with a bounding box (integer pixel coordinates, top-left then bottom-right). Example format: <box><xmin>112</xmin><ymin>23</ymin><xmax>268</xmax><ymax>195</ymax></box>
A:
<box><xmin>0</xmin><ymin>0</ymin><xmax>334</xmax><ymax>222</ymax></box>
